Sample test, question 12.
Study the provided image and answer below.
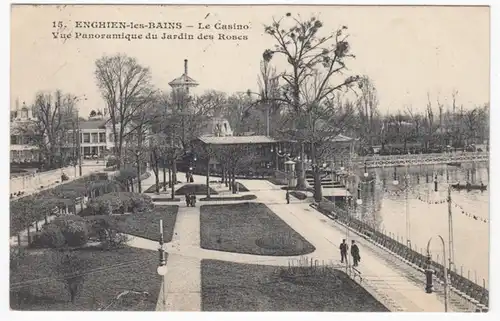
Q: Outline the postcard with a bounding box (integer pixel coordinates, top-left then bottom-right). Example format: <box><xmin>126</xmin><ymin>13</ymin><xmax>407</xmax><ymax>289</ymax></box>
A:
<box><xmin>9</xmin><ymin>4</ymin><xmax>489</xmax><ymax>312</ymax></box>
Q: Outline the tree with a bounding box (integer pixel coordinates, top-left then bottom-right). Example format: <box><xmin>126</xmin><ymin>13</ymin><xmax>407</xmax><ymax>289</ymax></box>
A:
<box><xmin>211</xmin><ymin>144</ymin><xmax>255</xmax><ymax>194</ymax></box>
<box><xmin>21</xmin><ymin>91</ymin><xmax>77</xmax><ymax>169</ymax></box>
<box><xmin>89</xmin><ymin>110</ymin><xmax>97</xmax><ymax>117</ymax></box>
<box><xmin>263</xmin><ymin>13</ymin><xmax>360</xmax><ymax>191</ymax></box>
<box><xmin>94</xmin><ymin>54</ymin><xmax>156</xmax><ymax>168</ymax></box>
<box><xmin>53</xmin><ymin>251</ymin><xmax>90</xmax><ymax>304</ymax></box>
<box><xmin>356</xmin><ymin>76</ymin><xmax>380</xmax><ymax>147</ymax></box>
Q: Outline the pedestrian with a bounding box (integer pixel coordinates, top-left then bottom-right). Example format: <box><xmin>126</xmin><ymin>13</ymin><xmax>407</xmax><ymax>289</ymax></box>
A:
<box><xmin>339</xmin><ymin>239</ymin><xmax>349</xmax><ymax>263</ymax></box>
<box><xmin>351</xmin><ymin>240</ymin><xmax>360</xmax><ymax>267</ymax></box>
<box><xmin>185</xmin><ymin>172</ymin><xmax>189</xmax><ymax>183</ymax></box>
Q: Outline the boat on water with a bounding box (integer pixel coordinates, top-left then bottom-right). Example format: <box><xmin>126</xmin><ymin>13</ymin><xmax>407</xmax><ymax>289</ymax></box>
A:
<box><xmin>451</xmin><ymin>183</ymin><xmax>487</xmax><ymax>191</ymax></box>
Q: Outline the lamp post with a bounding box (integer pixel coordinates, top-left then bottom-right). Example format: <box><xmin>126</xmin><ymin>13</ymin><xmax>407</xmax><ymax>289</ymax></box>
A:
<box><xmin>284</xmin><ymin>159</ymin><xmax>296</xmax><ymax>204</ymax></box>
<box><xmin>426</xmin><ymin>235</ymin><xmax>449</xmax><ymax>312</ymax></box>
<box><xmin>157</xmin><ymin>219</ymin><xmax>167</xmax><ymax>310</ymax></box>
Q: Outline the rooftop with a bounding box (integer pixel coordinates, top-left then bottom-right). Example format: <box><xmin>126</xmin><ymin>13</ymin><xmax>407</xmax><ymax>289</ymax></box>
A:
<box><xmin>168</xmin><ymin>74</ymin><xmax>199</xmax><ymax>88</ymax></box>
<box><xmin>79</xmin><ymin>119</ymin><xmax>107</xmax><ymax>130</ymax></box>
<box><xmin>198</xmin><ymin>135</ymin><xmax>277</xmax><ymax>145</ymax></box>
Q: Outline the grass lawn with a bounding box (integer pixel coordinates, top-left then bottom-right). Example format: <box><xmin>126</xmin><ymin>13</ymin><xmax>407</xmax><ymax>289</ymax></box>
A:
<box><xmin>10</xmin><ymin>246</ymin><xmax>162</xmax><ymax>311</ymax></box>
<box><xmin>267</xmin><ymin>177</ymin><xmax>287</xmax><ymax>186</ymax></box>
<box><xmin>200</xmin><ymin>194</ymin><xmax>257</xmax><ymax>201</ymax></box>
<box><xmin>201</xmin><ymin>260</ymin><xmax>388</xmax><ymax>312</ymax></box>
<box><xmin>176</xmin><ymin>184</ymin><xmax>218</xmax><ymax>196</ymax></box>
<box><xmin>233</xmin><ymin>182</ymin><xmax>249</xmax><ymax>192</ymax></box>
<box><xmin>143</xmin><ymin>181</ymin><xmax>181</xmax><ymax>193</ymax></box>
<box><xmin>289</xmin><ymin>191</ymin><xmax>308</xmax><ymax>200</ymax></box>
<box><xmin>85</xmin><ymin>205</ymin><xmax>178</xmax><ymax>242</ymax></box>
<box><xmin>151</xmin><ymin>197</ymin><xmax>181</xmax><ymax>202</ymax></box>
<box><xmin>200</xmin><ymin>202</ymin><xmax>315</xmax><ymax>256</ymax></box>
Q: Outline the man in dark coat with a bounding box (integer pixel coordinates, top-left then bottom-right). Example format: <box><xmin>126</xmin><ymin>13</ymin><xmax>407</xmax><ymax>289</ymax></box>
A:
<box><xmin>339</xmin><ymin>239</ymin><xmax>349</xmax><ymax>263</ymax></box>
<box><xmin>351</xmin><ymin>240</ymin><xmax>360</xmax><ymax>267</ymax></box>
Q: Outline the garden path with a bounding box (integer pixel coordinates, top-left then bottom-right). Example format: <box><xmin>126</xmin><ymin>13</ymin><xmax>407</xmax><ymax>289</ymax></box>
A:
<box><xmin>133</xmin><ymin>173</ymin><xmax>458</xmax><ymax>312</ymax></box>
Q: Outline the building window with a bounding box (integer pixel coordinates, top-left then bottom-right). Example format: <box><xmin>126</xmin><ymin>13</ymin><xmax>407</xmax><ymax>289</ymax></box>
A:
<box><xmin>83</xmin><ymin>133</ymin><xmax>90</xmax><ymax>143</ymax></box>
<box><xmin>91</xmin><ymin>133</ymin><xmax>98</xmax><ymax>143</ymax></box>
<box><xmin>99</xmin><ymin>132</ymin><xmax>106</xmax><ymax>143</ymax></box>
<box><xmin>83</xmin><ymin>146</ymin><xmax>91</xmax><ymax>156</ymax></box>
<box><xmin>10</xmin><ymin>135</ymin><xmax>17</xmax><ymax>145</ymax></box>
<box><xmin>91</xmin><ymin>146</ymin><xmax>98</xmax><ymax>155</ymax></box>
<box><xmin>108</xmin><ymin>133</ymin><xmax>114</xmax><ymax>142</ymax></box>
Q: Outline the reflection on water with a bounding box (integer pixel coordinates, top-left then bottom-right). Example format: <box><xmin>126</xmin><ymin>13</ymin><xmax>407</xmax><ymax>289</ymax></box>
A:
<box><xmin>352</xmin><ymin>162</ymin><xmax>489</xmax><ymax>287</ymax></box>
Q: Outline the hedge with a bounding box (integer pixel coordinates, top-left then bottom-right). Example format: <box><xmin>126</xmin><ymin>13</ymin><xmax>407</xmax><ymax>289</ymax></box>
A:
<box><xmin>84</xmin><ymin>192</ymin><xmax>154</xmax><ymax>216</ymax></box>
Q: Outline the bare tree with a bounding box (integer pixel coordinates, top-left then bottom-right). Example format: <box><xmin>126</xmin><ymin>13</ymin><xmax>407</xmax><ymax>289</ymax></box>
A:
<box><xmin>21</xmin><ymin>91</ymin><xmax>77</xmax><ymax>169</ymax></box>
<box><xmin>356</xmin><ymin>76</ymin><xmax>380</xmax><ymax>147</ymax></box>
<box><xmin>94</xmin><ymin>54</ymin><xmax>155</xmax><ymax>168</ymax></box>
<box><xmin>263</xmin><ymin>13</ymin><xmax>360</xmax><ymax>190</ymax></box>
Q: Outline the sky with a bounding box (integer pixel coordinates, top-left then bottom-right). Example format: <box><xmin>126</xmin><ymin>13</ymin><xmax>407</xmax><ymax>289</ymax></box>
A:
<box><xmin>10</xmin><ymin>5</ymin><xmax>490</xmax><ymax>117</ymax></box>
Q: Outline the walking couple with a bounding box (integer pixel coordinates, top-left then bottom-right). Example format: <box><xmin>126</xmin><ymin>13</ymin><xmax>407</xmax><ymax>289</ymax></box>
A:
<box><xmin>339</xmin><ymin>239</ymin><xmax>361</xmax><ymax>267</ymax></box>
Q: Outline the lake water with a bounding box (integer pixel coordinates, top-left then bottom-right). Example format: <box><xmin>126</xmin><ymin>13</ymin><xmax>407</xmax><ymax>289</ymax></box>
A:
<box><xmin>351</xmin><ymin>162</ymin><xmax>489</xmax><ymax>288</ymax></box>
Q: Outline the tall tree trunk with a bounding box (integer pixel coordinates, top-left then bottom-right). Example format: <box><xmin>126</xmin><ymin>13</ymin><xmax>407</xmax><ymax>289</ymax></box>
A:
<box><xmin>206</xmin><ymin>159</ymin><xmax>211</xmax><ymax>199</ymax></box>
<box><xmin>170</xmin><ymin>160</ymin><xmax>175</xmax><ymax>199</ymax></box>
<box><xmin>232</xmin><ymin>169</ymin><xmax>236</xmax><ymax>194</ymax></box>
<box><xmin>26</xmin><ymin>226</ymin><xmax>31</xmax><ymax>246</ymax></box>
<box><xmin>296</xmin><ymin>142</ymin><xmax>307</xmax><ymax>189</ymax></box>
<box><xmin>313</xmin><ymin>167</ymin><xmax>323</xmax><ymax>202</ymax></box>
<box><xmin>136</xmin><ymin>155</ymin><xmax>142</xmax><ymax>193</ymax></box>
<box><xmin>168</xmin><ymin>163</ymin><xmax>172</xmax><ymax>188</ymax></box>
<box><xmin>130</xmin><ymin>179</ymin><xmax>134</xmax><ymax>192</ymax></box>
<box><xmin>162</xmin><ymin>159</ymin><xmax>167</xmax><ymax>191</ymax></box>
<box><xmin>172</xmin><ymin>160</ymin><xmax>177</xmax><ymax>184</ymax></box>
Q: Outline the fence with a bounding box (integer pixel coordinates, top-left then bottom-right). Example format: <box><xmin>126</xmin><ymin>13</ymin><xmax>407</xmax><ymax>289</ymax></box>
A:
<box><xmin>10</xmin><ymin>164</ymin><xmax>104</xmax><ymax>195</ymax></box>
<box><xmin>314</xmin><ymin>200</ymin><xmax>489</xmax><ymax>309</ymax></box>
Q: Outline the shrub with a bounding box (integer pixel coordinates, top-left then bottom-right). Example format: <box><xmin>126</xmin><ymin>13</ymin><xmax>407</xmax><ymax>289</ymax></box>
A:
<box><xmin>32</xmin><ymin>224</ymin><xmax>66</xmax><ymax>249</ymax></box>
<box><xmin>89</xmin><ymin>217</ymin><xmax>129</xmax><ymax>249</ymax></box>
<box><xmin>86</xmin><ymin>192</ymin><xmax>153</xmax><ymax>215</ymax></box>
<box><xmin>129</xmin><ymin>193</ymin><xmax>154</xmax><ymax>213</ymax></box>
<box><xmin>35</xmin><ymin>215</ymin><xmax>89</xmax><ymax>248</ymax></box>
<box><xmin>61</xmin><ymin>173</ymin><xmax>69</xmax><ymax>181</ymax></box>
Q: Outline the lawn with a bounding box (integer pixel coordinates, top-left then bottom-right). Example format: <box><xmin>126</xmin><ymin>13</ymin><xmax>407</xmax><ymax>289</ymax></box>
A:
<box><xmin>233</xmin><ymin>182</ymin><xmax>249</xmax><ymax>192</ymax></box>
<box><xmin>143</xmin><ymin>181</ymin><xmax>181</xmax><ymax>193</ymax></box>
<box><xmin>85</xmin><ymin>205</ymin><xmax>178</xmax><ymax>242</ymax></box>
<box><xmin>175</xmin><ymin>184</ymin><xmax>218</xmax><ymax>196</ymax></box>
<box><xmin>289</xmin><ymin>191</ymin><xmax>308</xmax><ymax>200</ymax></box>
<box><xmin>201</xmin><ymin>260</ymin><xmax>389</xmax><ymax>312</ymax></box>
<box><xmin>199</xmin><ymin>194</ymin><xmax>257</xmax><ymax>201</ymax></box>
<box><xmin>10</xmin><ymin>246</ymin><xmax>162</xmax><ymax>311</ymax></box>
<box><xmin>200</xmin><ymin>202</ymin><xmax>315</xmax><ymax>256</ymax></box>
<box><xmin>151</xmin><ymin>197</ymin><xmax>181</xmax><ymax>202</ymax></box>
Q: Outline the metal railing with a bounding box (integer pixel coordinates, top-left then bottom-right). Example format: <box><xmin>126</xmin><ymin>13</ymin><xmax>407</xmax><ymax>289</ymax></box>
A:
<box><xmin>353</xmin><ymin>152</ymin><xmax>488</xmax><ymax>168</ymax></box>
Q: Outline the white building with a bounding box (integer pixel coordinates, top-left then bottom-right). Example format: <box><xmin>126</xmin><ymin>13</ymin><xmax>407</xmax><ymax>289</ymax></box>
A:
<box><xmin>62</xmin><ymin>114</ymin><xmax>151</xmax><ymax>159</ymax></box>
<box><xmin>10</xmin><ymin>101</ymin><xmax>39</xmax><ymax>163</ymax></box>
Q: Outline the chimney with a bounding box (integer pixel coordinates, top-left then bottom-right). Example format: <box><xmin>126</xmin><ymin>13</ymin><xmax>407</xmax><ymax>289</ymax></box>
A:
<box><xmin>184</xmin><ymin>59</ymin><xmax>188</xmax><ymax>76</ymax></box>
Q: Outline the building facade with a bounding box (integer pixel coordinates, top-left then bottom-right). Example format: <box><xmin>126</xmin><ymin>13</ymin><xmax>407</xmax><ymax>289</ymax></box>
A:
<box><xmin>10</xmin><ymin>101</ymin><xmax>39</xmax><ymax>163</ymax></box>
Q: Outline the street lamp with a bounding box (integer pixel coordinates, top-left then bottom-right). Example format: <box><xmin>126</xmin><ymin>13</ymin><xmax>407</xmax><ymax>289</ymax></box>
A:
<box><xmin>157</xmin><ymin>219</ymin><xmax>167</xmax><ymax>310</ymax></box>
<box><xmin>356</xmin><ymin>183</ymin><xmax>363</xmax><ymax>205</ymax></box>
<box><xmin>426</xmin><ymin>235</ymin><xmax>449</xmax><ymax>312</ymax></box>
<box><xmin>364</xmin><ymin>161</ymin><xmax>369</xmax><ymax>178</ymax></box>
